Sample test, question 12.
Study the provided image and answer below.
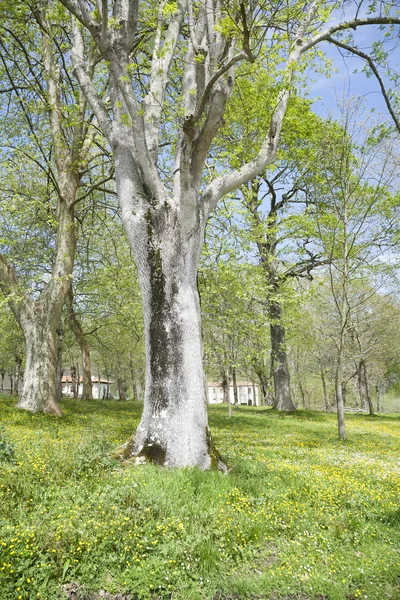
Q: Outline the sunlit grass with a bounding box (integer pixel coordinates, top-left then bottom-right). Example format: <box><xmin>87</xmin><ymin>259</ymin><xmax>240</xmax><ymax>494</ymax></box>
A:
<box><xmin>0</xmin><ymin>396</ymin><xmax>399</xmax><ymax>599</ymax></box>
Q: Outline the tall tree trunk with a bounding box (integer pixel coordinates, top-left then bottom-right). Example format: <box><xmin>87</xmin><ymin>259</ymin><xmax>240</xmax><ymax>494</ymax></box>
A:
<box><xmin>357</xmin><ymin>361</ymin><xmax>367</xmax><ymax>411</ymax></box>
<box><xmin>221</xmin><ymin>367</ymin><xmax>231</xmax><ymax>417</ymax></box>
<box><xmin>360</xmin><ymin>359</ymin><xmax>374</xmax><ymax>415</ymax></box>
<box><xmin>9</xmin><ymin>371</ymin><xmax>13</xmax><ymax>395</ymax></box>
<box><xmin>129</xmin><ymin>355</ymin><xmax>138</xmax><ymax>400</ymax></box>
<box><xmin>118</xmin><ymin>377</ymin><xmax>127</xmax><ymax>401</ymax></box>
<box><xmin>55</xmin><ymin>325</ymin><xmax>63</xmax><ymax>403</ymax></box>
<box><xmin>376</xmin><ymin>380</ymin><xmax>384</xmax><ymax>413</ymax></box>
<box><xmin>232</xmin><ymin>365</ymin><xmax>239</xmax><ymax>410</ymax></box>
<box><xmin>67</xmin><ymin>288</ymin><xmax>93</xmax><ymax>400</ymax></box>
<box><xmin>15</xmin><ymin>356</ymin><xmax>22</xmax><ymax>395</ymax></box>
<box><xmin>1</xmin><ymin>193</ymin><xmax>77</xmax><ymax>414</ymax></box>
<box><xmin>17</xmin><ymin>302</ymin><xmax>63</xmax><ymax>415</ymax></box>
<box><xmin>115</xmin><ymin>200</ymin><xmax>212</xmax><ymax>469</ymax></box>
<box><xmin>0</xmin><ymin>370</ymin><xmax>4</xmax><ymax>393</ymax></box>
<box><xmin>321</xmin><ymin>368</ymin><xmax>330</xmax><ymax>411</ymax></box>
<box><xmin>341</xmin><ymin>382</ymin><xmax>347</xmax><ymax>406</ymax></box>
<box><xmin>335</xmin><ymin>336</ymin><xmax>346</xmax><ymax>440</ymax></box>
<box><xmin>71</xmin><ymin>364</ymin><xmax>78</xmax><ymax>399</ymax></box>
<box><xmin>270</xmin><ymin>298</ymin><xmax>296</xmax><ymax>411</ymax></box>
<box><xmin>254</xmin><ymin>367</ymin><xmax>270</xmax><ymax>406</ymax></box>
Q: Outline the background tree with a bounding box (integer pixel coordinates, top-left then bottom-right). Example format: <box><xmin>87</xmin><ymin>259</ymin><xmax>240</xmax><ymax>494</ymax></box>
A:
<box><xmin>0</xmin><ymin>2</ymin><xmax>109</xmax><ymax>413</ymax></box>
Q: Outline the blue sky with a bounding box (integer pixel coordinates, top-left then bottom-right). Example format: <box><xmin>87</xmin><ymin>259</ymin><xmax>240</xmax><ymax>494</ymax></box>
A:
<box><xmin>307</xmin><ymin>5</ymin><xmax>399</xmax><ymax>123</ymax></box>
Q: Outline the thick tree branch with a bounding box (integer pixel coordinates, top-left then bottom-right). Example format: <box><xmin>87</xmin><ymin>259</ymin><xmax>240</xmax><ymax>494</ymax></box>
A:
<box><xmin>59</xmin><ymin>0</ymin><xmax>100</xmax><ymax>35</ymax></box>
<box><xmin>70</xmin><ymin>19</ymin><xmax>113</xmax><ymax>144</ymax></box>
<box><xmin>144</xmin><ymin>0</ymin><xmax>185</xmax><ymax>162</ymax></box>
<box><xmin>193</xmin><ymin>51</ymin><xmax>248</xmax><ymax>124</ymax></box>
<box><xmin>302</xmin><ymin>17</ymin><xmax>400</xmax><ymax>53</ymax></box>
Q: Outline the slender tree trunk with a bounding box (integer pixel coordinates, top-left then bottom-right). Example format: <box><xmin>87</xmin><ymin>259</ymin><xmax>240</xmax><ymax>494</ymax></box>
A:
<box><xmin>360</xmin><ymin>359</ymin><xmax>374</xmax><ymax>415</ymax></box>
<box><xmin>0</xmin><ymin>370</ymin><xmax>4</xmax><ymax>393</ymax></box>
<box><xmin>67</xmin><ymin>288</ymin><xmax>92</xmax><ymax>400</ymax></box>
<box><xmin>232</xmin><ymin>365</ymin><xmax>239</xmax><ymax>410</ymax></box>
<box><xmin>335</xmin><ymin>352</ymin><xmax>346</xmax><ymax>440</ymax></box>
<box><xmin>298</xmin><ymin>377</ymin><xmax>306</xmax><ymax>409</ymax></box>
<box><xmin>255</xmin><ymin>368</ymin><xmax>270</xmax><ymax>406</ymax></box>
<box><xmin>71</xmin><ymin>364</ymin><xmax>78</xmax><ymax>399</ymax></box>
<box><xmin>9</xmin><ymin>371</ymin><xmax>13</xmax><ymax>395</ymax></box>
<box><xmin>55</xmin><ymin>325</ymin><xmax>63</xmax><ymax>403</ymax></box>
<box><xmin>270</xmin><ymin>298</ymin><xmax>296</xmax><ymax>411</ymax></box>
<box><xmin>357</xmin><ymin>361</ymin><xmax>367</xmax><ymax>411</ymax></box>
<box><xmin>321</xmin><ymin>368</ymin><xmax>330</xmax><ymax>411</ymax></box>
<box><xmin>221</xmin><ymin>367</ymin><xmax>231</xmax><ymax>417</ymax></box>
<box><xmin>341</xmin><ymin>382</ymin><xmax>347</xmax><ymax>406</ymax></box>
<box><xmin>129</xmin><ymin>355</ymin><xmax>138</xmax><ymax>400</ymax></box>
<box><xmin>15</xmin><ymin>356</ymin><xmax>22</xmax><ymax>395</ymax></box>
<box><xmin>376</xmin><ymin>381</ymin><xmax>384</xmax><ymax>413</ymax></box>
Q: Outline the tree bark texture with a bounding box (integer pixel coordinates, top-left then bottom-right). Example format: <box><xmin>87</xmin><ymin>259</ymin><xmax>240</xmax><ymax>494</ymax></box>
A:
<box><xmin>335</xmin><ymin>343</ymin><xmax>346</xmax><ymax>440</ymax></box>
<box><xmin>17</xmin><ymin>304</ymin><xmax>62</xmax><ymax>415</ymax></box>
<box><xmin>232</xmin><ymin>365</ymin><xmax>239</xmax><ymax>410</ymax></box>
<box><xmin>270</xmin><ymin>299</ymin><xmax>296</xmax><ymax>411</ymax></box>
<box><xmin>55</xmin><ymin>326</ymin><xmax>63</xmax><ymax>403</ymax></box>
<box><xmin>358</xmin><ymin>359</ymin><xmax>374</xmax><ymax>415</ymax></box>
<box><xmin>15</xmin><ymin>199</ymin><xmax>76</xmax><ymax>415</ymax></box>
<box><xmin>115</xmin><ymin>202</ymin><xmax>212</xmax><ymax>468</ymax></box>
<box><xmin>321</xmin><ymin>368</ymin><xmax>330</xmax><ymax>411</ymax></box>
<box><xmin>376</xmin><ymin>381</ymin><xmax>384</xmax><ymax>413</ymax></box>
<box><xmin>221</xmin><ymin>367</ymin><xmax>231</xmax><ymax>417</ymax></box>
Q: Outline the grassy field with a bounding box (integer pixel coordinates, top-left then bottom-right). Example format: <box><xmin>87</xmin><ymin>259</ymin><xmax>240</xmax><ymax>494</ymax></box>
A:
<box><xmin>0</xmin><ymin>396</ymin><xmax>399</xmax><ymax>600</ymax></box>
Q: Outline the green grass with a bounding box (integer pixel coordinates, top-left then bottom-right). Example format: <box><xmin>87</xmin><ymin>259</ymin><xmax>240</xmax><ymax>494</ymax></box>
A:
<box><xmin>0</xmin><ymin>396</ymin><xmax>399</xmax><ymax>600</ymax></box>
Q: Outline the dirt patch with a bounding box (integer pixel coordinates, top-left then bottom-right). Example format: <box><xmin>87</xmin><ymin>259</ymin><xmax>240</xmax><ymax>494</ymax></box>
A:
<box><xmin>64</xmin><ymin>583</ymin><xmax>132</xmax><ymax>600</ymax></box>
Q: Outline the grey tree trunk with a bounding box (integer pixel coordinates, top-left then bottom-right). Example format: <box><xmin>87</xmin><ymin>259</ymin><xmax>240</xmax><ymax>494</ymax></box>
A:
<box><xmin>270</xmin><ymin>299</ymin><xmax>296</xmax><ymax>411</ymax></box>
<box><xmin>129</xmin><ymin>355</ymin><xmax>138</xmax><ymax>400</ymax></box>
<box><xmin>55</xmin><ymin>326</ymin><xmax>63</xmax><ymax>403</ymax></box>
<box><xmin>118</xmin><ymin>377</ymin><xmax>128</xmax><ymax>401</ymax></box>
<box><xmin>115</xmin><ymin>201</ymin><xmax>212</xmax><ymax>468</ymax></box>
<box><xmin>221</xmin><ymin>367</ymin><xmax>231</xmax><ymax>417</ymax></box>
<box><xmin>67</xmin><ymin>288</ymin><xmax>93</xmax><ymax>400</ymax></box>
<box><xmin>357</xmin><ymin>361</ymin><xmax>367</xmax><ymax>411</ymax></box>
<box><xmin>376</xmin><ymin>381</ymin><xmax>384</xmax><ymax>413</ymax></box>
<box><xmin>17</xmin><ymin>304</ymin><xmax>62</xmax><ymax>415</ymax></box>
<box><xmin>335</xmin><ymin>352</ymin><xmax>346</xmax><ymax>440</ymax></box>
<box><xmin>321</xmin><ymin>368</ymin><xmax>330</xmax><ymax>411</ymax></box>
<box><xmin>232</xmin><ymin>365</ymin><xmax>239</xmax><ymax>410</ymax></box>
<box><xmin>71</xmin><ymin>364</ymin><xmax>78</xmax><ymax>399</ymax></box>
<box><xmin>15</xmin><ymin>356</ymin><xmax>22</xmax><ymax>395</ymax></box>
<box><xmin>0</xmin><ymin>370</ymin><xmax>4</xmax><ymax>393</ymax></box>
<box><xmin>358</xmin><ymin>360</ymin><xmax>374</xmax><ymax>415</ymax></box>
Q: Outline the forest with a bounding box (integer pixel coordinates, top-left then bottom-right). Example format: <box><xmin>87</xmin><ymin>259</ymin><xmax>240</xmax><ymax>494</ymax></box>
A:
<box><xmin>0</xmin><ymin>0</ymin><xmax>400</xmax><ymax>599</ymax></box>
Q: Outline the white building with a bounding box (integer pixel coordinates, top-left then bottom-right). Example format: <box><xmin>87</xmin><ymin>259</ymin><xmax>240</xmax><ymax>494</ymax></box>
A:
<box><xmin>208</xmin><ymin>381</ymin><xmax>260</xmax><ymax>406</ymax></box>
<box><xmin>61</xmin><ymin>375</ymin><xmax>114</xmax><ymax>399</ymax></box>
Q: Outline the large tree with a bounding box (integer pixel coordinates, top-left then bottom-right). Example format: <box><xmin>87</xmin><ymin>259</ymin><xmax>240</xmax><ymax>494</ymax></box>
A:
<box><xmin>0</xmin><ymin>3</ymin><xmax>108</xmax><ymax>413</ymax></box>
<box><xmin>57</xmin><ymin>0</ymin><xmax>400</xmax><ymax>466</ymax></box>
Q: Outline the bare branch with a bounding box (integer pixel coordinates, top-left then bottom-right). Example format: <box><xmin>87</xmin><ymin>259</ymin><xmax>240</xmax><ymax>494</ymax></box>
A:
<box><xmin>302</xmin><ymin>17</ymin><xmax>400</xmax><ymax>53</ymax></box>
<box><xmin>326</xmin><ymin>36</ymin><xmax>400</xmax><ymax>135</ymax></box>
